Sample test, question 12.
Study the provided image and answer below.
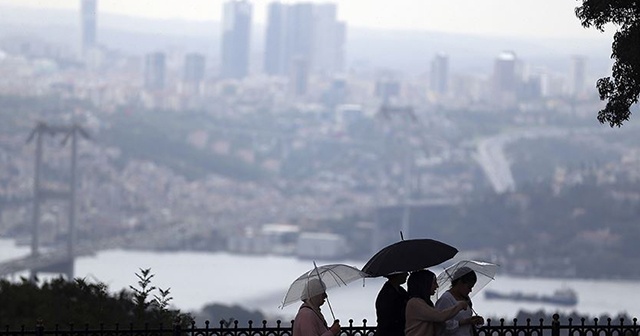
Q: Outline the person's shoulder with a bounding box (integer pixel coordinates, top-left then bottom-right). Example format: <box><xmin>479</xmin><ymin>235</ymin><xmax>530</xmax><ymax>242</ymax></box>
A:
<box><xmin>434</xmin><ymin>296</ymin><xmax>445</xmax><ymax>307</ymax></box>
<box><xmin>295</xmin><ymin>305</ymin><xmax>316</xmax><ymax>318</ymax></box>
<box><xmin>407</xmin><ymin>297</ymin><xmax>425</xmax><ymax>307</ymax></box>
<box><xmin>443</xmin><ymin>290</ymin><xmax>456</xmax><ymax>298</ymax></box>
<box><xmin>435</xmin><ymin>291</ymin><xmax>455</xmax><ymax>306</ymax></box>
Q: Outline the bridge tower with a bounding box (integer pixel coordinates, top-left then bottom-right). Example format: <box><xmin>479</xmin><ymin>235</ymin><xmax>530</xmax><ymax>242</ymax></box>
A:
<box><xmin>377</xmin><ymin>104</ymin><xmax>418</xmax><ymax>238</ymax></box>
<box><xmin>26</xmin><ymin>122</ymin><xmax>89</xmax><ymax>280</ymax></box>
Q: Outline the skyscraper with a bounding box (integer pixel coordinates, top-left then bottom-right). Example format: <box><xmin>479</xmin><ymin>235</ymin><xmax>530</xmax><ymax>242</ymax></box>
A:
<box><xmin>264</xmin><ymin>2</ymin><xmax>345</xmax><ymax>77</ymax></box>
<box><xmin>144</xmin><ymin>52</ymin><xmax>166</xmax><ymax>91</ymax></box>
<box><xmin>184</xmin><ymin>53</ymin><xmax>206</xmax><ymax>83</ymax></box>
<box><xmin>493</xmin><ymin>51</ymin><xmax>517</xmax><ymax>89</ymax></box>
<box><xmin>492</xmin><ymin>51</ymin><xmax>519</xmax><ymax>105</ymax></box>
<box><xmin>569</xmin><ymin>55</ymin><xmax>586</xmax><ymax>97</ymax></box>
<box><xmin>493</xmin><ymin>51</ymin><xmax>518</xmax><ymax>91</ymax></box>
<box><xmin>291</xmin><ymin>56</ymin><xmax>309</xmax><ymax>96</ymax></box>
<box><xmin>181</xmin><ymin>53</ymin><xmax>206</xmax><ymax>95</ymax></box>
<box><xmin>80</xmin><ymin>0</ymin><xmax>97</xmax><ymax>55</ymax></box>
<box><xmin>264</xmin><ymin>2</ymin><xmax>287</xmax><ymax>76</ymax></box>
<box><xmin>221</xmin><ymin>0</ymin><xmax>252</xmax><ymax>79</ymax></box>
<box><xmin>288</xmin><ymin>3</ymin><xmax>314</xmax><ymax>75</ymax></box>
<box><xmin>312</xmin><ymin>3</ymin><xmax>345</xmax><ymax>75</ymax></box>
<box><xmin>430</xmin><ymin>53</ymin><xmax>449</xmax><ymax>95</ymax></box>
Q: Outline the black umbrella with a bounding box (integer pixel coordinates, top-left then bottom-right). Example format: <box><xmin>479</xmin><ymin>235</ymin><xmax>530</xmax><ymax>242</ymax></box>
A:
<box><xmin>361</xmin><ymin>239</ymin><xmax>458</xmax><ymax>277</ymax></box>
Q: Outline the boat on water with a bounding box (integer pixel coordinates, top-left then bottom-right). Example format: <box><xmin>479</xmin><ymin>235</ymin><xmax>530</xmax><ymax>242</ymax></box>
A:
<box><xmin>484</xmin><ymin>287</ymin><xmax>578</xmax><ymax>306</ymax></box>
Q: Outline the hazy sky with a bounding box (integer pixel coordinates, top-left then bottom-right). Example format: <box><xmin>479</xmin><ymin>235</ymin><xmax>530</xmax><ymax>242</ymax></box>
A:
<box><xmin>0</xmin><ymin>0</ymin><xmax>615</xmax><ymax>38</ymax></box>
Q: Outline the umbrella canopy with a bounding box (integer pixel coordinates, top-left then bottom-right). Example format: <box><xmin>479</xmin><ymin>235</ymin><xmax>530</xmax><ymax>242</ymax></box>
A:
<box><xmin>281</xmin><ymin>263</ymin><xmax>367</xmax><ymax>308</ymax></box>
<box><xmin>435</xmin><ymin>260</ymin><xmax>499</xmax><ymax>299</ymax></box>
<box><xmin>361</xmin><ymin>239</ymin><xmax>458</xmax><ymax>277</ymax></box>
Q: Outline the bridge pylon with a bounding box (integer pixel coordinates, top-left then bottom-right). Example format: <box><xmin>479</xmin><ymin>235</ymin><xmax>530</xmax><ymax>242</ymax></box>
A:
<box><xmin>26</xmin><ymin>122</ymin><xmax>89</xmax><ymax>281</ymax></box>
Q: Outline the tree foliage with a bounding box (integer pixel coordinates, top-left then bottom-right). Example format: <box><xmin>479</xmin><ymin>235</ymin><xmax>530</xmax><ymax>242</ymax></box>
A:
<box><xmin>575</xmin><ymin>0</ymin><xmax>640</xmax><ymax>127</ymax></box>
<box><xmin>0</xmin><ymin>268</ymin><xmax>192</xmax><ymax>328</ymax></box>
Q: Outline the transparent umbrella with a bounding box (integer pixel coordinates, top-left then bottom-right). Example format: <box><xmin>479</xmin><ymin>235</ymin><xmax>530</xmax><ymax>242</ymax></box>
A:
<box><xmin>281</xmin><ymin>262</ymin><xmax>367</xmax><ymax>320</ymax></box>
<box><xmin>435</xmin><ymin>260</ymin><xmax>499</xmax><ymax>300</ymax></box>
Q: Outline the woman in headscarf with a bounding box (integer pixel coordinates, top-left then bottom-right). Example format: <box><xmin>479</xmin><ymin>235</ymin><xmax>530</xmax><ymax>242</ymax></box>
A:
<box><xmin>405</xmin><ymin>270</ymin><xmax>468</xmax><ymax>336</ymax></box>
<box><xmin>293</xmin><ymin>278</ymin><xmax>341</xmax><ymax>336</ymax></box>
<box><xmin>435</xmin><ymin>267</ymin><xmax>485</xmax><ymax>336</ymax></box>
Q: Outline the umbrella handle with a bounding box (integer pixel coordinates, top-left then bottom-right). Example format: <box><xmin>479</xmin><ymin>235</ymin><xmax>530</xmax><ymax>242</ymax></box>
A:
<box><xmin>326</xmin><ymin>297</ymin><xmax>336</xmax><ymax>321</ymax></box>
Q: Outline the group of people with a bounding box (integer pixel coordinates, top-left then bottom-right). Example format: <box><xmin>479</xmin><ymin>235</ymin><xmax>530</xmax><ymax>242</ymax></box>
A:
<box><xmin>292</xmin><ymin>266</ymin><xmax>483</xmax><ymax>336</ymax></box>
<box><xmin>378</xmin><ymin>268</ymin><xmax>484</xmax><ymax>336</ymax></box>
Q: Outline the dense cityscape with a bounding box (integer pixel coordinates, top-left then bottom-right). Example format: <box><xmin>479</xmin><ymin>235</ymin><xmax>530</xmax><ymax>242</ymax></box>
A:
<box><xmin>0</xmin><ymin>0</ymin><xmax>639</xmax><ymax>282</ymax></box>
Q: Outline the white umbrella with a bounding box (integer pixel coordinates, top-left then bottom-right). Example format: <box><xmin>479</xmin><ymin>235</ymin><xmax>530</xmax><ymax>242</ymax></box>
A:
<box><xmin>435</xmin><ymin>260</ymin><xmax>499</xmax><ymax>299</ymax></box>
<box><xmin>281</xmin><ymin>262</ymin><xmax>367</xmax><ymax>319</ymax></box>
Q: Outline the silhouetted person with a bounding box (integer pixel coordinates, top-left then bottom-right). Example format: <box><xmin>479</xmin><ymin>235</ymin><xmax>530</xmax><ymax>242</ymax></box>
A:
<box><xmin>375</xmin><ymin>272</ymin><xmax>409</xmax><ymax>336</ymax></box>
<box><xmin>435</xmin><ymin>267</ymin><xmax>484</xmax><ymax>336</ymax></box>
<box><xmin>293</xmin><ymin>279</ymin><xmax>341</xmax><ymax>336</ymax></box>
<box><xmin>405</xmin><ymin>270</ymin><xmax>467</xmax><ymax>336</ymax></box>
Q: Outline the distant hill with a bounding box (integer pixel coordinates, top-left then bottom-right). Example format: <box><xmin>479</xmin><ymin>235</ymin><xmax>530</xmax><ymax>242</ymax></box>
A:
<box><xmin>0</xmin><ymin>4</ymin><xmax>613</xmax><ymax>75</ymax></box>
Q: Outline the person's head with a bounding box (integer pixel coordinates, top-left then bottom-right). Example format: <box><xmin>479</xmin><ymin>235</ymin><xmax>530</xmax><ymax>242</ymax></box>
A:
<box><xmin>450</xmin><ymin>267</ymin><xmax>477</xmax><ymax>297</ymax></box>
<box><xmin>385</xmin><ymin>272</ymin><xmax>408</xmax><ymax>286</ymax></box>
<box><xmin>301</xmin><ymin>278</ymin><xmax>328</xmax><ymax>308</ymax></box>
<box><xmin>407</xmin><ymin>269</ymin><xmax>437</xmax><ymax>306</ymax></box>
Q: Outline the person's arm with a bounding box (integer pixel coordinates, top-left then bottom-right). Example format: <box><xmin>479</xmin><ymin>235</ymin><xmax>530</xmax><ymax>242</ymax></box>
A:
<box><xmin>435</xmin><ymin>294</ymin><xmax>462</xmax><ymax>333</ymax></box>
<box><xmin>409</xmin><ymin>297</ymin><xmax>467</xmax><ymax>323</ymax></box>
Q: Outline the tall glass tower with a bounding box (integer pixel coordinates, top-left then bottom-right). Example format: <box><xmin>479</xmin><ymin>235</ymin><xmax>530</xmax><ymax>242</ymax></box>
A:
<box><xmin>80</xmin><ymin>0</ymin><xmax>97</xmax><ymax>56</ymax></box>
<box><xmin>144</xmin><ymin>52</ymin><xmax>166</xmax><ymax>91</ymax></box>
<box><xmin>221</xmin><ymin>0</ymin><xmax>252</xmax><ymax>79</ymax></box>
<box><xmin>264</xmin><ymin>2</ymin><xmax>345</xmax><ymax>77</ymax></box>
<box><xmin>264</xmin><ymin>2</ymin><xmax>286</xmax><ymax>76</ymax></box>
<box><xmin>430</xmin><ymin>53</ymin><xmax>449</xmax><ymax>95</ymax></box>
<box><xmin>569</xmin><ymin>55</ymin><xmax>586</xmax><ymax>97</ymax></box>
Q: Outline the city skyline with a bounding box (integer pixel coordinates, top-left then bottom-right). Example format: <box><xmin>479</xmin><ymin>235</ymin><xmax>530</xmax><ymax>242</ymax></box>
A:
<box><xmin>0</xmin><ymin>0</ymin><xmax>616</xmax><ymax>39</ymax></box>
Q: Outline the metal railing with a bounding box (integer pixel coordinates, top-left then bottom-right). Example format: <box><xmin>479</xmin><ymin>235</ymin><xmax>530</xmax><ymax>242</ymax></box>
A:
<box><xmin>1</xmin><ymin>315</ymin><xmax>638</xmax><ymax>336</ymax></box>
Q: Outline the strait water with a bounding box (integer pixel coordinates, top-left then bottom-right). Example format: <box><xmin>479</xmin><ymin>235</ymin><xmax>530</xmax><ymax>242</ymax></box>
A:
<box><xmin>1</xmin><ymin>239</ymin><xmax>638</xmax><ymax>323</ymax></box>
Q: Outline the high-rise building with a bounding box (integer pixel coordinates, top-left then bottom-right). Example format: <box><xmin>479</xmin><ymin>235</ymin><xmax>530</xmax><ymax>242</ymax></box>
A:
<box><xmin>569</xmin><ymin>55</ymin><xmax>586</xmax><ymax>97</ymax></box>
<box><xmin>311</xmin><ymin>3</ymin><xmax>345</xmax><ymax>75</ymax></box>
<box><xmin>493</xmin><ymin>51</ymin><xmax>517</xmax><ymax>91</ymax></box>
<box><xmin>264</xmin><ymin>2</ymin><xmax>287</xmax><ymax>76</ymax></box>
<box><xmin>80</xmin><ymin>0</ymin><xmax>97</xmax><ymax>55</ymax></box>
<box><xmin>288</xmin><ymin>3</ymin><xmax>314</xmax><ymax>74</ymax></box>
<box><xmin>493</xmin><ymin>51</ymin><xmax>518</xmax><ymax>91</ymax></box>
<box><xmin>291</xmin><ymin>56</ymin><xmax>309</xmax><ymax>96</ymax></box>
<box><xmin>181</xmin><ymin>53</ymin><xmax>206</xmax><ymax>95</ymax></box>
<box><xmin>375</xmin><ymin>78</ymin><xmax>401</xmax><ymax>105</ymax></box>
<box><xmin>144</xmin><ymin>52</ymin><xmax>166</xmax><ymax>91</ymax></box>
<box><xmin>430</xmin><ymin>53</ymin><xmax>449</xmax><ymax>95</ymax></box>
<box><xmin>264</xmin><ymin>2</ymin><xmax>345</xmax><ymax>77</ymax></box>
<box><xmin>184</xmin><ymin>53</ymin><xmax>206</xmax><ymax>83</ymax></box>
<box><xmin>492</xmin><ymin>51</ymin><xmax>519</xmax><ymax>106</ymax></box>
<box><xmin>221</xmin><ymin>0</ymin><xmax>252</xmax><ymax>79</ymax></box>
